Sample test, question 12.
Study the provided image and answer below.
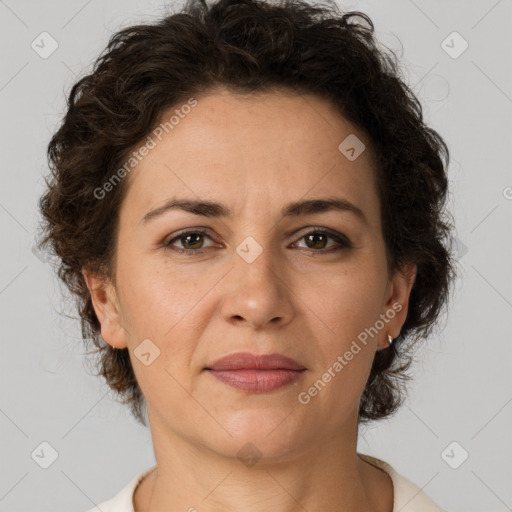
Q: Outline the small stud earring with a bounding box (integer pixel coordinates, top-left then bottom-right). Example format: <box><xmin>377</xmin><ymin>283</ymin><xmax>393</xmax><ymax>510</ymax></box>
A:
<box><xmin>376</xmin><ymin>334</ymin><xmax>394</xmax><ymax>352</ymax></box>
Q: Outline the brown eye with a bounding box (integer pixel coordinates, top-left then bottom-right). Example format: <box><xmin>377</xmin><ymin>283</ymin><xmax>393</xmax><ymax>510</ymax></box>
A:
<box><xmin>165</xmin><ymin>229</ymin><xmax>216</xmax><ymax>255</ymax></box>
<box><xmin>304</xmin><ymin>233</ymin><xmax>329</xmax><ymax>249</ymax></box>
<box><xmin>293</xmin><ymin>229</ymin><xmax>353</xmax><ymax>252</ymax></box>
<box><xmin>178</xmin><ymin>233</ymin><xmax>205</xmax><ymax>250</ymax></box>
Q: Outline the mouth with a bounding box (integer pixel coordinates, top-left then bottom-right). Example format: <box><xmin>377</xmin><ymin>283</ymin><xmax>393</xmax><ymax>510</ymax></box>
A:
<box><xmin>204</xmin><ymin>352</ymin><xmax>306</xmax><ymax>393</ymax></box>
<box><xmin>206</xmin><ymin>368</ymin><xmax>305</xmax><ymax>392</ymax></box>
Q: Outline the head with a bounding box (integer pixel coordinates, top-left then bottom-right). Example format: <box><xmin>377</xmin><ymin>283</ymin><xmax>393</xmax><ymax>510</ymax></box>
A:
<box><xmin>38</xmin><ymin>0</ymin><xmax>455</xmax><ymax>454</ymax></box>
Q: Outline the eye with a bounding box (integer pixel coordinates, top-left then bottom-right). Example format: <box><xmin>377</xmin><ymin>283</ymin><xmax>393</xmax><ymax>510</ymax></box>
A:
<box><xmin>291</xmin><ymin>228</ymin><xmax>353</xmax><ymax>252</ymax></box>
<box><xmin>164</xmin><ymin>229</ymin><xmax>215</xmax><ymax>255</ymax></box>
<box><xmin>163</xmin><ymin>227</ymin><xmax>353</xmax><ymax>256</ymax></box>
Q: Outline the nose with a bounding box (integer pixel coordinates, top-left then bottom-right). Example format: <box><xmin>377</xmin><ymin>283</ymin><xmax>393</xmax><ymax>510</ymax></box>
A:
<box><xmin>219</xmin><ymin>241</ymin><xmax>295</xmax><ymax>330</ymax></box>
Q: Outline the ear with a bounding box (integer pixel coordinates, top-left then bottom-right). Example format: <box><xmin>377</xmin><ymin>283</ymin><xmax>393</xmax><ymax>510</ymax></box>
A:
<box><xmin>82</xmin><ymin>268</ymin><xmax>128</xmax><ymax>349</ymax></box>
<box><xmin>378</xmin><ymin>262</ymin><xmax>417</xmax><ymax>350</ymax></box>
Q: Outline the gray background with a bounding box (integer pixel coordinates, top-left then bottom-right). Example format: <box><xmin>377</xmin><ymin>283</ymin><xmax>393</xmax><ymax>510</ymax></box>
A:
<box><xmin>1</xmin><ymin>0</ymin><xmax>511</xmax><ymax>511</ymax></box>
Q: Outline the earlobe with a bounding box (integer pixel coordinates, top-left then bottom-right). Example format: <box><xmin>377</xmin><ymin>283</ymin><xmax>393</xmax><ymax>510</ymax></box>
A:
<box><xmin>380</xmin><ymin>263</ymin><xmax>417</xmax><ymax>346</ymax></box>
<box><xmin>81</xmin><ymin>268</ymin><xmax>128</xmax><ymax>349</ymax></box>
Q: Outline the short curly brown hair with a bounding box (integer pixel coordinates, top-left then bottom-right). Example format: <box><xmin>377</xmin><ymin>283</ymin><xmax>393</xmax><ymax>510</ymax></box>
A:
<box><xmin>37</xmin><ymin>0</ymin><xmax>456</xmax><ymax>426</ymax></box>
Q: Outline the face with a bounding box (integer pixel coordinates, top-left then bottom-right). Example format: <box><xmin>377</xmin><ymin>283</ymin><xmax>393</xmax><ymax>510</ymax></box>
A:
<box><xmin>84</xmin><ymin>88</ymin><xmax>416</xmax><ymax>462</ymax></box>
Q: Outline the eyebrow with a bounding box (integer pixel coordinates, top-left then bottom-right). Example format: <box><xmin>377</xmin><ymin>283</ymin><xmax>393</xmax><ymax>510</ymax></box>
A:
<box><xmin>141</xmin><ymin>197</ymin><xmax>367</xmax><ymax>225</ymax></box>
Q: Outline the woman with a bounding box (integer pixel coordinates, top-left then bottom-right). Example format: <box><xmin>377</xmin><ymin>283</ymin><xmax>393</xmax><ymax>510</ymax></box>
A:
<box><xmin>38</xmin><ymin>0</ymin><xmax>455</xmax><ymax>510</ymax></box>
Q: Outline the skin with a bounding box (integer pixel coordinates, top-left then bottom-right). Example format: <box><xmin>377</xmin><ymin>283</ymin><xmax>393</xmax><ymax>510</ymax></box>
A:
<box><xmin>83</xmin><ymin>88</ymin><xmax>416</xmax><ymax>512</ymax></box>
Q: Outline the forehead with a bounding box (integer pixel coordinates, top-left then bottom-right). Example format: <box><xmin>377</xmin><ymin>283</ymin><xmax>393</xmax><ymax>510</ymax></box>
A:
<box><xmin>119</xmin><ymin>88</ymin><xmax>380</xmax><ymax>225</ymax></box>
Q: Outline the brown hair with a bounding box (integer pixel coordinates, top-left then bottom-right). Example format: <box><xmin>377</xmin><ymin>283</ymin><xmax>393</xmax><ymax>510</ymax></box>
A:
<box><xmin>37</xmin><ymin>0</ymin><xmax>456</xmax><ymax>426</ymax></box>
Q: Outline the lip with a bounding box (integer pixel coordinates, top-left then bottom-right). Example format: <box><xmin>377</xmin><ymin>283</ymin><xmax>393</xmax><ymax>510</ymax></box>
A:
<box><xmin>205</xmin><ymin>352</ymin><xmax>306</xmax><ymax>393</ymax></box>
<box><xmin>206</xmin><ymin>352</ymin><xmax>306</xmax><ymax>371</ymax></box>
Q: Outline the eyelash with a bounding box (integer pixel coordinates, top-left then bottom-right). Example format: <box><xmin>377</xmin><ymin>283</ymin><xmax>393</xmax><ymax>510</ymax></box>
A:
<box><xmin>163</xmin><ymin>228</ymin><xmax>353</xmax><ymax>256</ymax></box>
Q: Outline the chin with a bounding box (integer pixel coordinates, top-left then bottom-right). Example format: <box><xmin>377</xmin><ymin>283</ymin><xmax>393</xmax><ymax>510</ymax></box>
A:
<box><xmin>203</xmin><ymin>408</ymin><xmax>311</xmax><ymax>465</ymax></box>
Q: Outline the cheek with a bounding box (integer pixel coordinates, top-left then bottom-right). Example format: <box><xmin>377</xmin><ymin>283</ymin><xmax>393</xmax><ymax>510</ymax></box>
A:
<box><xmin>117</xmin><ymin>260</ymin><xmax>219</xmax><ymax>390</ymax></box>
<box><xmin>117</xmin><ymin>256</ymin><xmax>202</xmax><ymax>338</ymax></box>
<box><xmin>299</xmin><ymin>272</ymin><xmax>383</xmax><ymax>414</ymax></box>
<box><xmin>302</xmin><ymin>260</ymin><xmax>386</xmax><ymax>339</ymax></box>
<box><xmin>118</xmin><ymin>266</ymin><xmax>208</xmax><ymax>405</ymax></box>
<box><xmin>298</xmin><ymin>256</ymin><xmax>386</xmax><ymax>401</ymax></box>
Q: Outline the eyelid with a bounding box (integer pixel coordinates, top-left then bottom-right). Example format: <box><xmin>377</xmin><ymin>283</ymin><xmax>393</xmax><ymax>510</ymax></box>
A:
<box><xmin>164</xmin><ymin>226</ymin><xmax>217</xmax><ymax>244</ymax></box>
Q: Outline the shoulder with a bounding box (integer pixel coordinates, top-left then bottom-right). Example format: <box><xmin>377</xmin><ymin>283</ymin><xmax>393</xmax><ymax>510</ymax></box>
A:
<box><xmin>84</xmin><ymin>466</ymin><xmax>156</xmax><ymax>512</ymax></box>
<box><xmin>358</xmin><ymin>453</ymin><xmax>448</xmax><ymax>512</ymax></box>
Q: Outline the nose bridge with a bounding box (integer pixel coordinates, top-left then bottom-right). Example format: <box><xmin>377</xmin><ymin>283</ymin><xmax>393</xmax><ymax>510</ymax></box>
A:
<box><xmin>219</xmin><ymin>229</ymin><xmax>294</xmax><ymax>328</ymax></box>
<box><xmin>233</xmin><ymin>230</ymin><xmax>281</xmax><ymax>295</ymax></box>
<box><xmin>242</xmin><ymin>238</ymin><xmax>275</xmax><ymax>279</ymax></box>
<box><xmin>235</xmin><ymin>213</ymin><xmax>288</xmax><ymax>274</ymax></box>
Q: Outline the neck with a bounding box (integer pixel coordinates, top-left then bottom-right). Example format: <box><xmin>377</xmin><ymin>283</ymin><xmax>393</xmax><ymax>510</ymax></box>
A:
<box><xmin>134</xmin><ymin>418</ymin><xmax>393</xmax><ymax>512</ymax></box>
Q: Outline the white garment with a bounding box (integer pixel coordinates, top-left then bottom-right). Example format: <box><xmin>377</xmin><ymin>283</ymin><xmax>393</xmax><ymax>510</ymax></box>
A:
<box><xmin>86</xmin><ymin>453</ymin><xmax>447</xmax><ymax>511</ymax></box>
